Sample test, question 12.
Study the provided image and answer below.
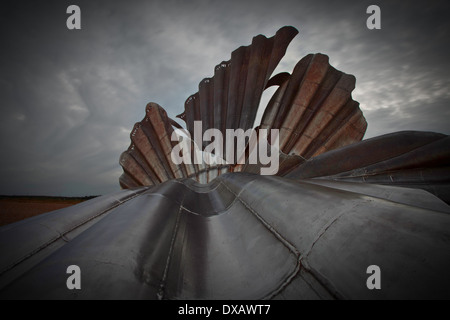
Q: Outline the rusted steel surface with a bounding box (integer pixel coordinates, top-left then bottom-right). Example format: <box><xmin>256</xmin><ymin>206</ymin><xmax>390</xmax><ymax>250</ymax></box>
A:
<box><xmin>177</xmin><ymin>26</ymin><xmax>299</xmax><ymax>151</ymax></box>
<box><xmin>285</xmin><ymin>131</ymin><xmax>450</xmax><ymax>204</ymax></box>
<box><xmin>120</xmin><ymin>26</ymin><xmax>367</xmax><ymax>187</ymax></box>
<box><xmin>119</xmin><ymin>102</ymin><xmax>220</xmax><ymax>188</ymax></box>
<box><xmin>261</xmin><ymin>53</ymin><xmax>367</xmax><ymax>159</ymax></box>
<box><xmin>1</xmin><ymin>26</ymin><xmax>449</xmax><ymax>300</ymax></box>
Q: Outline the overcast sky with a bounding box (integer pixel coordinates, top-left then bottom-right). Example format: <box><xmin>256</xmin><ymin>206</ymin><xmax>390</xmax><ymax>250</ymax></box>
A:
<box><xmin>0</xmin><ymin>0</ymin><xmax>449</xmax><ymax>196</ymax></box>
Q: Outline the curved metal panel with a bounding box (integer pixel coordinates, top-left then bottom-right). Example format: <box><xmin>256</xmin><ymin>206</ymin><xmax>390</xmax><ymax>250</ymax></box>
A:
<box><xmin>2</xmin><ymin>26</ymin><xmax>449</xmax><ymax>301</ymax></box>
<box><xmin>177</xmin><ymin>26</ymin><xmax>299</xmax><ymax>142</ymax></box>
<box><xmin>285</xmin><ymin>131</ymin><xmax>450</xmax><ymax>204</ymax></box>
<box><xmin>1</xmin><ymin>173</ymin><xmax>449</xmax><ymax>299</ymax></box>
<box><xmin>119</xmin><ymin>26</ymin><xmax>368</xmax><ymax>187</ymax></box>
<box><xmin>260</xmin><ymin>53</ymin><xmax>367</xmax><ymax>159</ymax></box>
<box><xmin>0</xmin><ymin>187</ymin><xmax>148</xmax><ymax>291</ymax></box>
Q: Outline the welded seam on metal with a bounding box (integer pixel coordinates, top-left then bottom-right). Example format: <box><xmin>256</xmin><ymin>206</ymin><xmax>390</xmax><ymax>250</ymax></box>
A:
<box><xmin>219</xmin><ymin>179</ymin><xmax>302</xmax><ymax>299</ymax></box>
<box><xmin>294</xmin><ymin>195</ymin><xmax>350</xmax><ymax>300</ymax></box>
<box><xmin>0</xmin><ymin>188</ymin><xmax>148</xmax><ymax>277</ymax></box>
<box><xmin>220</xmin><ymin>177</ymin><xmax>345</xmax><ymax>299</ymax></box>
<box><xmin>185</xmin><ymin>164</ymin><xmax>233</xmax><ymax>180</ymax></box>
<box><xmin>303</xmin><ymin>208</ymin><xmax>348</xmax><ymax>259</ymax></box>
<box><xmin>291</xmin><ymin>178</ymin><xmax>450</xmax><ymax>299</ymax></box>
<box><xmin>146</xmin><ymin>185</ymin><xmax>244</xmax><ymax>217</ymax></box>
<box><xmin>300</xmin><ymin>179</ymin><xmax>450</xmax><ymax>214</ymax></box>
<box><xmin>172</xmin><ymin>178</ymin><xmax>223</xmax><ymax>192</ymax></box>
<box><xmin>143</xmin><ymin>180</ymin><xmax>240</xmax><ymax>216</ymax></box>
<box><xmin>332</xmin><ymin>169</ymin><xmax>448</xmax><ymax>183</ymax></box>
<box><xmin>296</xmin><ymin>270</ymin><xmax>331</xmax><ymax>300</ymax></box>
<box><xmin>299</xmin><ymin>258</ymin><xmax>346</xmax><ymax>300</ymax></box>
<box><xmin>219</xmin><ymin>177</ymin><xmax>295</xmax><ymax>246</ymax></box>
<box><xmin>306</xmin><ymin>136</ymin><xmax>448</xmax><ymax>181</ymax></box>
<box><xmin>314</xmin><ymin>176</ymin><xmax>431</xmax><ymax>201</ymax></box>
<box><xmin>157</xmin><ymin>197</ymin><xmax>184</xmax><ymax>300</ymax></box>
<box><xmin>178</xmin><ymin>204</ymin><xmax>233</xmax><ymax>216</ymax></box>
<box><xmin>296</xmin><ymin>181</ymin><xmax>377</xmax><ymax>259</ymax></box>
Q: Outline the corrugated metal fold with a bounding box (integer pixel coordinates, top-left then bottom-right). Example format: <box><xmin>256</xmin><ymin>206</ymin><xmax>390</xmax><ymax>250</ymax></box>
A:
<box><xmin>260</xmin><ymin>53</ymin><xmax>367</xmax><ymax>159</ymax></box>
<box><xmin>284</xmin><ymin>131</ymin><xmax>450</xmax><ymax>204</ymax></box>
<box><xmin>2</xmin><ymin>26</ymin><xmax>449</xmax><ymax>300</ymax></box>
<box><xmin>1</xmin><ymin>174</ymin><xmax>449</xmax><ymax>299</ymax></box>
<box><xmin>119</xmin><ymin>102</ymin><xmax>210</xmax><ymax>188</ymax></box>
<box><xmin>120</xmin><ymin>26</ymin><xmax>369</xmax><ymax>186</ymax></box>
<box><xmin>177</xmin><ymin>27</ymin><xmax>299</xmax><ymax>148</ymax></box>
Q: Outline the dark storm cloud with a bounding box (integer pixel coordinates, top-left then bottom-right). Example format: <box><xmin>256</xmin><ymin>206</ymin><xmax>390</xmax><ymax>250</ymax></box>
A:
<box><xmin>0</xmin><ymin>0</ymin><xmax>449</xmax><ymax>195</ymax></box>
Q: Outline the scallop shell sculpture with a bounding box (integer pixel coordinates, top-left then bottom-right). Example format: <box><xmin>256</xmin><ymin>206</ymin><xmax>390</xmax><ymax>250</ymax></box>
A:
<box><xmin>0</xmin><ymin>26</ymin><xmax>449</xmax><ymax>300</ymax></box>
<box><xmin>119</xmin><ymin>26</ymin><xmax>367</xmax><ymax>187</ymax></box>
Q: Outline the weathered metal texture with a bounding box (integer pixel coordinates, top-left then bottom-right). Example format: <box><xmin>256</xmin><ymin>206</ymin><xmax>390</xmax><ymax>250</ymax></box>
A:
<box><xmin>2</xmin><ymin>26</ymin><xmax>449</xmax><ymax>300</ymax></box>
<box><xmin>1</xmin><ymin>173</ymin><xmax>450</xmax><ymax>299</ymax></box>
<box><xmin>176</xmin><ymin>26</ymin><xmax>299</xmax><ymax>154</ymax></box>
<box><xmin>119</xmin><ymin>102</ymin><xmax>227</xmax><ymax>188</ymax></box>
<box><xmin>285</xmin><ymin>131</ymin><xmax>450</xmax><ymax>204</ymax></box>
<box><xmin>260</xmin><ymin>53</ymin><xmax>367</xmax><ymax>159</ymax></box>
<box><xmin>0</xmin><ymin>187</ymin><xmax>149</xmax><ymax>294</ymax></box>
<box><xmin>230</xmin><ymin>136</ymin><xmax>306</xmax><ymax>175</ymax></box>
<box><xmin>120</xmin><ymin>26</ymin><xmax>368</xmax><ymax>186</ymax></box>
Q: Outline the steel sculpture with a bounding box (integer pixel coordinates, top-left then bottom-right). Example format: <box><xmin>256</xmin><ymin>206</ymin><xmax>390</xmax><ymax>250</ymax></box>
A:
<box><xmin>0</xmin><ymin>26</ymin><xmax>449</xmax><ymax>300</ymax></box>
